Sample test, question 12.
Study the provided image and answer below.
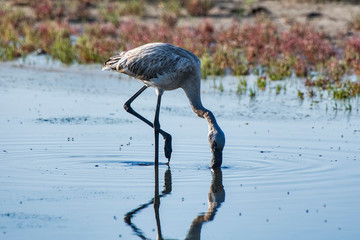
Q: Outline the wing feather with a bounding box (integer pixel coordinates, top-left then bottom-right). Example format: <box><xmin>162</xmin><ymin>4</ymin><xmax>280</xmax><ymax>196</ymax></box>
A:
<box><xmin>102</xmin><ymin>43</ymin><xmax>198</xmax><ymax>81</ymax></box>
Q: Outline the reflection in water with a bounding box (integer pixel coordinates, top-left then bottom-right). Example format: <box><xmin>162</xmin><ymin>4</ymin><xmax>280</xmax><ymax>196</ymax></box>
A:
<box><xmin>124</xmin><ymin>166</ymin><xmax>172</xmax><ymax>240</ymax></box>
<box><xmin>123</xmin><ymin>166</ymin><xmax>225</xmax><ymax>240</ymax></box>
<box><xmin>185</xmin><ymin>168</ymin><xmax>225</xmax><ymax>240</ymax></box>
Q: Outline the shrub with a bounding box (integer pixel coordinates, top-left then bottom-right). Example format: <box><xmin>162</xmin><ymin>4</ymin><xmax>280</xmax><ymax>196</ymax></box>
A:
<box><xmin>76</xmin><ymin>34</ymin><xmax>117</xmax><ymax>63</ymax></box>
<box><xmin>32</xmin><ymin>0</ymin><xmax>65</xmax><ymax>20</ymax></box>
<box><xmin>344</xmin><ymin>36</ymin><xmax>360</xmax><ymax>74</ymax></box>
<box><xmin>50</xmin><ymin>35</ymin><xmax>75</xmax><ymax>64</ymax></box>
<box><xmin>200</xmin><ymin>53</ymin><xmax>223</xmax><ymax>78</ymax></box>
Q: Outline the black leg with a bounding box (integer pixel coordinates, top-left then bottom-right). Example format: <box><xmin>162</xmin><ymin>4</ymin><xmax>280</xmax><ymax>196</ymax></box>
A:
<box><xmin>154</xmin><ymin>93</ymin><xmax>162</xmax><ymax>165</ymax></box>
<box><xmin>124</xmin><ymin>85</ymin><xmax>172</xmax><ymax>161</ymax></box>
<box><xmin>124</xmin><ymin>166</ymin><xmax>172</xmax><ymax>239</ymax></box>
<box><xmin>154</xmin><ymin>164</ymin><xmax>163</xmax><ymax>239</ymax></box>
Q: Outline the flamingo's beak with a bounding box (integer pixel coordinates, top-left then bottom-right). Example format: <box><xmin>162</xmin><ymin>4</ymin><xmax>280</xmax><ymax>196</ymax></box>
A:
<box><xmin>102</xmin><ymin>65</ymin><xmax>111</xmax><ymax>71</ymax></box>
<box><xmin>210</xmin><ymin>147</ymin><xmax>223</xmax><ymax>169</ymax></box>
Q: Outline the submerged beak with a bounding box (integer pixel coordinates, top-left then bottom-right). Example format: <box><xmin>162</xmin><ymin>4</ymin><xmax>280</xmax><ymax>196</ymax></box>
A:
<box><xmin>210</xmin><ymin>147</ymin><xmax>223</xmax><ymax>169</ymax></box>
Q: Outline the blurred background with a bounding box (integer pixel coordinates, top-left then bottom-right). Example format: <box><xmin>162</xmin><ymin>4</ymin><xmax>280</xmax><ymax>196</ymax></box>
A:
<box><xmin>1</xmin><ymin>2</ymin><xmax>360</xmax><ymax>239</ymax></box>
<box><xmin>2</xmin><ymin>0</ymin><xmax>360</xmax><ymax>100</ymax></box>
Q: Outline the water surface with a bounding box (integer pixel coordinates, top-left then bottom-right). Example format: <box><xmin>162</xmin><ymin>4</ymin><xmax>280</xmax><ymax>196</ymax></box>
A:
<box><xmin>0</xmin><ymin>58</ymin><xmax>360</xmax><ymax>239</ymax></box>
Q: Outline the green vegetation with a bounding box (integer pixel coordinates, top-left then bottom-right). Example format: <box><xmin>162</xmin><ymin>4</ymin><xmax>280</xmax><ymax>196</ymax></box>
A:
<box><xmin>257</xmin><ymin>76</ymin><xmax>266</xmax><ymax>91</ymax></box>
<box><xmin>236</xmin><ymin>77</ymin><xmax>247</xmax><ymax>95</ymax></box>
<box><xmin>297</xmin><ymin>90</ymin><xmax>305</xmax><ymax>101</ymax></box>
<box><xmin>218</xmin><ymin>81</ymin><xmax>224</xmax><ymax>92</ymax></box>
<box><xmin>50</xmin><ymin>36</ymin><xmax>74</xmax><ymax>64</ymax></box>
<box><xmin>0</xmin><ymin>0</ymin><xmax>359</xmax><ymax>102</ymax></box>
<box><xmin>249</xmin><ymin>88</ymin><xmax>256</xmax><ymax>99</ymax></box>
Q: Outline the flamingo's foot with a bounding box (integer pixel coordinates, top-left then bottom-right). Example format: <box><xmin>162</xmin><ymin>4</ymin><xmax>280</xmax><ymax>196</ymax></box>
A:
<box><xmin>163</xmin><ymin>134</ymin><xmax>172</xmax><ymax>161</ymax></box>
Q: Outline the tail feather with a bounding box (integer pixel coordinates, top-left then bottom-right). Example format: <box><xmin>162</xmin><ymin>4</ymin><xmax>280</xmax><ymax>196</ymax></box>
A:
<box><xmin>102</xmin><ymin>53</ymin><xmax>125</xmax><ymax>71</ymax></box>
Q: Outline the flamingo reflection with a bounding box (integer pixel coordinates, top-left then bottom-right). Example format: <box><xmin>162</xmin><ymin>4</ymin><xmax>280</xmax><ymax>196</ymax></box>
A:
<box><xmin>123</xmin><ymin>166</ymin><xmax>225</xmax><ymax>240</ymax></box>
<box><xmin>185</xmin><ymin>168</ymin><xmax>225</xmax><ymax>240</ymax></box>
<box><xmin>124</xmin><ymin>166</ymin><xmax>171</xmax><ymax>240</ymax></box>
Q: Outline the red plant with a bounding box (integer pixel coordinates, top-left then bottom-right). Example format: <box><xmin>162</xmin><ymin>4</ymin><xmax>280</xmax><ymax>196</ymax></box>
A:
<box><xmin>217</xmin><ymin>20</ymin><xmax>280</xmax><ymax>65</ymax></box>
<box><xmin>281</xmin><ymin>24</ymin><xmax>335</xmax><ymax>66</ymax></box>
<box><xmin>173</xmin><ymin>20</ymin><xmax>215</xmax><ymax>55</ymax></box>
<box><xmin>344</xmin><ymin>35</ymin><xmax>360</xmax><ymax>74</ymax></box>
<box><xmin>35</xmin><ymin>21</ymin><xmax>71</xmax><ymax>51</ymax></box>
<box><xmin>324</xmin><ymin>57</ymin><xmax>348</xmax><ymax>82</ymax></box>
<box><xmin>293</xmin><ymin>56</ymin><xmax>307</xmax><ymax>77</ymax></box>
<box><xmin>32</xmin><ymin>0</ymin><xmax>64</xmax><ymax>20</ymax></box>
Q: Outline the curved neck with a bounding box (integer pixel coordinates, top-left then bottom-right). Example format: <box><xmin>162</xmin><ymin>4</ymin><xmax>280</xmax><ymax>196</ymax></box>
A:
<box><xmin>183</xmin><ymin>85</ymin><xmax>220</xmax><ymax>132</ymax></box>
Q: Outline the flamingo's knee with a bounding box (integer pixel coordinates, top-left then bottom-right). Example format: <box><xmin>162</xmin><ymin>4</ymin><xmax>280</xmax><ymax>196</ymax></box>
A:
<box><xmin>123</xmin><ymin>102</ymin><xmax>131</xmax><ymax>112</ymax></box>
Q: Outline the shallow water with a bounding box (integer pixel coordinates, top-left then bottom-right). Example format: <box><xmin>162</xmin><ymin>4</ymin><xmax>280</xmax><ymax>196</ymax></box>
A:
<box><xmin>1</xmin><ymin>58</ymin><xmax>360</xmax><ymax>239</ymax></box>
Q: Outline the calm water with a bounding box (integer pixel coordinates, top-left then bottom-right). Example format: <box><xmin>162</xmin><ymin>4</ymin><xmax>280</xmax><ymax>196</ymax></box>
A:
<box><xmin>0</xmin><ymin>58</ymin><xmax>360</xmax><ymax>239</ymax></box>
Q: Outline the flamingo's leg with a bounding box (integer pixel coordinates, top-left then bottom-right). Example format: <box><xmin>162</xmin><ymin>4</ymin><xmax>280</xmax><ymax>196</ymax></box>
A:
<box><xmin>153</xmin><ymin>92</ymin><xmax>162</xmax><ymax>165</ymax></box>
<box><xmin>123</xmin><ymin>85</ymin><xmax>172</xmax><ymax>161</ymax></box>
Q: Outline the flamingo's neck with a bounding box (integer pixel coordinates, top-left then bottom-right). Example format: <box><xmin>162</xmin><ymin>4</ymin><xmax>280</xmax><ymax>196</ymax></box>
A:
<box><xmin>183</xmin><ymin>84</ymin><xmax>220</xmax><ymax>133</ymax></box>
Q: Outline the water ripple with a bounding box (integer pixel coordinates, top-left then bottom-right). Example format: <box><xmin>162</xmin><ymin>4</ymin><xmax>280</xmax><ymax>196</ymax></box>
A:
<box><xmin>35</xmin><ymin>116</ymin><xmax>131</xmax><ymax>125</ymax></box>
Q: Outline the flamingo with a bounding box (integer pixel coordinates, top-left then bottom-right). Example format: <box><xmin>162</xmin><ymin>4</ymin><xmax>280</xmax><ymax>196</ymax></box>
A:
<box><xmin>102</xmin><ymin>43</ymin><xmax>225</xmax><ymax>168</ymax></box>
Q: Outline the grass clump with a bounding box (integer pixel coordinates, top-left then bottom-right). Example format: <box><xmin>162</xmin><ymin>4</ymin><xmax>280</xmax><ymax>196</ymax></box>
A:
<box><xmin>275</xmin><ymin>84</ymin><xmax>282</xmax><ymax>95</ymax></box>
<box><xmin>0</xmin><ymin>25</ymin><xmax>20</xmax><ymax>60</ymax></box>
<box><xmin>249</xmin><ymin>88</ymin><xmax>256</xmax><ymax>99</ymax></box>
<box><xmin>98</xmin><ymin>3</ymin><xmax>122</xmax><ymax>25</ymax></box>
<box><xmin>200</xmin><ymin>53</ymin><xmax>223</xmax><ymax>78</ymax></box>
<box><xmin>267</xmin><ymin>59</ymin><xmax>292</xmax><ymax>81</ymax></box>
<box><xmin>50</xmin><ymin>36</ymin><xmax>74</xmax><ymax>64</ymax></box>
<box><xmin>218</xmin><ymin>81</ymin><xmax>224</xmax><ymax>92</ymax></box>
<box><xmin>236</xmin><ymin>77</ymin><xmax>247</xmax><ymax>95</ymax></box>
<box><xmin>0</xmin><ymin>5</ymin><xmax>28</xmax><ymax>60</ymax></box>
<box><xmin>257</xmin><ymin>76</ymin><xmax>267</xmax><ymax>90</ymax></box>
<box><xmin>297</xmin><ymin>90</ymin><xmax>304</xmax><ymax>100</ymax></box>
<box><xmin>75</xmin><ymin>34</ymin><xmax>109</xmax><ymax>63</ymax></box>
<box><xmin>330</xmin><ymin>81</ymin><xmax>360</xmax><ymax>100</ymax></box>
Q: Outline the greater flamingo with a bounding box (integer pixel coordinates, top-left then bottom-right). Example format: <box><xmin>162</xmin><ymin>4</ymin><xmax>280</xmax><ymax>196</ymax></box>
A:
<box><xmin>102</xmin><ymin>43</ymin><xmax>225</xmax><ymax>168</ymax></box>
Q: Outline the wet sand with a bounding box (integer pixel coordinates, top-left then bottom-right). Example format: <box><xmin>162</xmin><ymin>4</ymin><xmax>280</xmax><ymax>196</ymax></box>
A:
<box><xmin>0</xmin><ymin>57</ymin><xmax>360</xmax><ymax>239</ymax></box>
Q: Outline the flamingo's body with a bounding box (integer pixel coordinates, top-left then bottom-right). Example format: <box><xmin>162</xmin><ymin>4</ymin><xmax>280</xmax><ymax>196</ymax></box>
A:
<box><xmin>102</xmin><ymin>43</ymin><xmax>225</xmax><ymax>168</ymax></box>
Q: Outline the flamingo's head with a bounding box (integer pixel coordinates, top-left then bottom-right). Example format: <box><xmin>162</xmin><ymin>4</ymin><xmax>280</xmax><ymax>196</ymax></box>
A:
<box><xmin>208</xmin><ymin>127</ymin><xmax>225</xmax><ymax>169</ymax></box>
